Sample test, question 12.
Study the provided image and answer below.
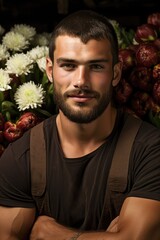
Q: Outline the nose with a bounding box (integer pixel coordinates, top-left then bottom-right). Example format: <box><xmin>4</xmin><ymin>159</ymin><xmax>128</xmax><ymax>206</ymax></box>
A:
<box><xmin>73</xmin><ymin>66</ymin><xmax>89</xmax><ymax>89</ymax></box>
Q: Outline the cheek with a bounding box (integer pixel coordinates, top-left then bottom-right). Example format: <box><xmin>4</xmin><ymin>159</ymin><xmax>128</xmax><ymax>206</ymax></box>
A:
<box><xmin>91</xmin><ymin>70</ymin><xmax>113</xmax><ymax>89</ymax></box>
<box><xmin>53</xmin><ymin>67</ymin><xmax>70</xmax><ymax>86</ymax></box>
<box><xmin>93</xmin><ymin>77</ymin><xmax>111</xmax><ymax>91</ymax></box>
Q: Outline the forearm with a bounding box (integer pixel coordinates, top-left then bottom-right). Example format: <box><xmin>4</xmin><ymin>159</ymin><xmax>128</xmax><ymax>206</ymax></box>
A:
<box><xmin>69</xmin><ymin>216</ymin><xmax>119</xmax><ymax>240</ymax></box>
<box><xmin>71</xmin><ymin>228</ymin><xmax>160</xmax><ymax>240</ymax></box>
<box><xmin>69</xmin><ymin>231</ymin><xmax>118</xmax><ymax>240</ymax></box>
<box><xmin>30</xmin><ymin>217</ymin><xmax>120</xmax><ymax>240</ymax></box>
<box><xmin>30</xmin><ymin>198</ymin><xmax>160</xmax><ymax>240</ymax></box>
<box><xmin>30</xmin><ymin>222</ymin><xmax>160</xmax><ymax>240</ymax></box>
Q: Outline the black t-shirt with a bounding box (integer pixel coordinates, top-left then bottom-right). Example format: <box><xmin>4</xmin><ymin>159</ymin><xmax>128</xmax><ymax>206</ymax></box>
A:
<box><xmin>0</xmin><ymin>111</ymin><xmax>160</xmax><ymax>230</ymax></box>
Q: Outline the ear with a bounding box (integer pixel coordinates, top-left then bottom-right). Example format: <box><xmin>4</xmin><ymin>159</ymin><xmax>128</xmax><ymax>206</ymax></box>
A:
<box><xmin>46</xmin><ymin>57</ymin><xmax>53</xmax><ymax>83</ymax></box>
<box><xmin>112</xmin><ymin>62</ymin><xmax>123</xmax><ymax>87</ymax></box>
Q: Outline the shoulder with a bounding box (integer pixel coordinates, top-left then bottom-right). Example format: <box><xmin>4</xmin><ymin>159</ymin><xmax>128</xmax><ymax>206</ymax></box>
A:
<box><xmin>43</xmin><ymin>115</ymin><xmax>57</xmax><ymax>141</ymax></box>
<box><xmin>127</xmin><ymin>116</ymin><xmax>160</xmax><ymax>199</ymax></box>
<box><xmin>135</xmin><ymin>118</ymin><xmax>160</xmax><ymax>146</ymax></box>
<box><xmin>127</xmin><ymin>114</ymin><xmax>160</xmax><ymax>162</ymax></box>
<box><xmin>43</xmin><ymin>115</ymin><xmax>57</xmax><ymax>129</ymax></box>
<box><xmin>122</xmin><ymin>111</ymin><xmax>160</xmax><ymax>145</ymax></box>
<box><xmin>4</xmin><ymin>129</ymin><xmax>31</xmax><ymax>160</ymax></box>
<box><xmin>1</xmin><ymin>115</ymin><xmax>57</xmax><ymax>161</ymax></box>
<box><xmin>130</xmin><ymin>116</ymin><xmax>160</xmax><ymax>167</ymax></box>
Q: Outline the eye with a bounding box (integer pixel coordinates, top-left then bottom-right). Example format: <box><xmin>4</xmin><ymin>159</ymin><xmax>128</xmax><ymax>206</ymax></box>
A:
<box><xmin>90</xmin><ymin>64</ymin><xmax>104</xmax><ymax>71</ymax></box>
<box><xmin>60</xmin><ymin>63</ymin><xmax>76</xmax><ymax>71</ymax></box>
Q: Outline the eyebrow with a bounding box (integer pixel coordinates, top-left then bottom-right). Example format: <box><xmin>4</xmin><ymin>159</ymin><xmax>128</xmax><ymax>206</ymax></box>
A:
<box><xmin>56</xmin><ymin>58</ymin><xmax>109</xmax><ymax>64</ymax></box>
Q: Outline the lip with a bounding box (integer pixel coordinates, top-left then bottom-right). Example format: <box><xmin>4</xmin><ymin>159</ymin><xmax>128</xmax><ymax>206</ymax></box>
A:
<box><xmin>69</xmin><ymin>95</ymin><xmax>94</xmax><ymax>103</ymax></box>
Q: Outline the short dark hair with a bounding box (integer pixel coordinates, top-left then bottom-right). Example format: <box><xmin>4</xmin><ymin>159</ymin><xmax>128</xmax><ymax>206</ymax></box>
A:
<box><xmin>49</xmin><ymin>10</ymin><xmax>119</xmax><ymax>65</ymax></box>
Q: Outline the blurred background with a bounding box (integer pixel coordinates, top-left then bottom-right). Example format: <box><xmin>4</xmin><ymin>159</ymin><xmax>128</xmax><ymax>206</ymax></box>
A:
<box><xmin>0</xmin><ymin>0</ymin><xmax>160</xmax><ymax>32</ymax></box>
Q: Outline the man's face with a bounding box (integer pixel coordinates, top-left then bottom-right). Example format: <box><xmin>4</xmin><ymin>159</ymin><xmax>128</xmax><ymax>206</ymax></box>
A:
<box><xmin>47</xmin><ymin>35</ymin><xmax>121</xmax><ymax>123</ymax></box>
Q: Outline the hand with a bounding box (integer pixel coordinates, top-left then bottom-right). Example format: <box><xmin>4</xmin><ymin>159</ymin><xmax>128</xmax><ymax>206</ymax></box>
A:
<box><xmin>29</xmin><ymin>215</ymin><xmax>75</xmax><ymax>240</ymax></box>
<box><xmin>106</xmin><ymin>216</ymin><xmax>119</xmax><ymax>233</ymax></box>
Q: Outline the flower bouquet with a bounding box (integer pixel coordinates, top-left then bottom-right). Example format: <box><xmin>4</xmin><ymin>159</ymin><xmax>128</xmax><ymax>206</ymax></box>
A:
<box><xmin>0</xmin><ymin>24</ymin><xmax>56</xmax><ymax>155</ymax></box>
<box><xmin>111</xmin><ymin>12</ymin><xmax>160</xmax><ymax>127</ymax></box>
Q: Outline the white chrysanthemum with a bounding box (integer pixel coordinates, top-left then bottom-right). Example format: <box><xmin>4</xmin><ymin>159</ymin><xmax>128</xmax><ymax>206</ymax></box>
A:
<box><xmin>0</xmin><ymin>69</ymin><xmax>11</xmax><ymax>91</ymax></box>
<box><xmin>11</xmin><ymin>24</ymin><xmax>36</xmax><ymax>41</ymax></box>
<box><xmin>27</xmin><ymin>46</ymin><xmax>48</xmax><ymax>62</ymax></box>
<box><xmin>0</xmin><ymin>44</ymin><xmax>10</xmax><ymax>61</ymax></box>
<box><xmin>6</xmin><ymin>53</ymin><xmax>33</xmax><ymax>76</ymax></box>
<box><xmin>0</xmin><ymin>25</ymin><xmax>5</xmax><ymax>36</ymax></box>
<box><xmin>2</xmin><ymin>31</ymin><xmax>29</xmax><ymax>52</ymax></box>
<box><xmin>37</xmin><ymin>56</ymin><xmax>46</xmax><ymax>72</ymax></box>
<box><xmin>33</xmin><ymin>32</ymin><xmax>51</xmax><ymax>46</ymax></box>
<box><xmin>14</xmin><ymin>81</ymin><xmax>45</xmax><ymax>111</ymax></box>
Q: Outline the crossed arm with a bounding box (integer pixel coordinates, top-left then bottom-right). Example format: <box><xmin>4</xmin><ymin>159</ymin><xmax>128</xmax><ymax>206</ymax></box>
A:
<box><xmin>0</xmin><ymin>197</ymin><xmax>160</xmax><ymax>240</ymax></box>
<box><xmin>30</xmin><ymin>197</ymin><xmax>160</xmax><ymax>240</ymax></box>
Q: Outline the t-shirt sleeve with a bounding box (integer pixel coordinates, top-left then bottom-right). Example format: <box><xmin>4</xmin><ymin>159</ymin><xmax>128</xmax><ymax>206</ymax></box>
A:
<box><xmin>0</xmin><ymin>131</ymin><xmax>35</xmax><ymax>208</ymax></box>
<box><xmin>127</xmin><ymin>123</ymin><xmax>160</xmax><ymax>201</ymax></box>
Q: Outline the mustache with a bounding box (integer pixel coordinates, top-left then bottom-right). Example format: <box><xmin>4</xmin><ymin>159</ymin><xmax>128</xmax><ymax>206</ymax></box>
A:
<box><xmin>64</xmin><ymin>89</ymin><xmax>100</xmax><ymax>98</ymax></box>
<box><xmin>64</xmin><ymin>89</ymin><xmax>99</xmax><ymax>97</ymax></box>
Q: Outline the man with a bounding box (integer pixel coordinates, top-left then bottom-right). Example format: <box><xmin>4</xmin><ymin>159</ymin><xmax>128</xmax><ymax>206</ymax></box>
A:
<box><xmin>0</xmin><ymin>10</ymin><xmax>160</xmax><ymax>240</ymax></box>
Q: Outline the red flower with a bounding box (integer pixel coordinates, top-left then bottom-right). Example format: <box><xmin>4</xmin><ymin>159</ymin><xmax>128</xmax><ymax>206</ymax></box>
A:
<box><xmin>153</xmin><ymin>81</ymin><xmax>160</xmax><ymax>105</ymax></box>
<box><xmin>129</xmin><ymin>66</ymin><xmax>153</xmax><ymax>92</ymax></box>
<box><xmin>16</xmin><ymin>112</ymin><xmax>38</xmax><ymax>132</ymax></box>
<box><xmin>136</xmin><ymin>43</ymin><xmax>160</xmax><ymax>67</ymax></box>
<box><xmin>153</xmin><ymin>63</ymin><xmax>160</xmax><ymax>80</ymax></box>
<box><xmin>3</xmin><ymin>123</ymin><xmax>23</xmax><ymax>143</ymax></box>
<box><xmin>118</xmin><ymin>49</ymin><xmax>136</xmax><ymax>72</ymax></box>
<box><xmin>147</xmin><ymin>12</ymin><xmax>160</xmax><ymax>29</ymax></box>
<box><xmin>135</xmin><ymin>23</ymin><xmax>158</xmax><ymax>43</ymax></box>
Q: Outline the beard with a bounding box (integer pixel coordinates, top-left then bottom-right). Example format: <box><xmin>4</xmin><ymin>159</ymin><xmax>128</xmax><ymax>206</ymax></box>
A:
<box><xmin>53</xmin><ymin>84</ymin><xmax>113</xmax><ymax>124</ymax></box>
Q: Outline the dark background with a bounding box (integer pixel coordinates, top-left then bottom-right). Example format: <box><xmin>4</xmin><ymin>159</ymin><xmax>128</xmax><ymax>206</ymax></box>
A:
<box><xmin>0</xmin><ymin>0</ymin><xmax>160</xmax><ymax>32</ymax></box>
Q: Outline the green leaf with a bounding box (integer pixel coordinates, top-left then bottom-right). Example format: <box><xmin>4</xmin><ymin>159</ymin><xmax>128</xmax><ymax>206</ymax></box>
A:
<box><xmin>148</xmin><ymin>111</ymin><xmax>160</xmax><ymax>128</ymax></box>
<box><xmin>0</xmin><ymin>91</ymin><xmax>4</xmax><ymax>103</ymax></box>
<box><xmin>34</xmin><ymin>108</ymin><xmax>52</xmax><ymax>118</ymax></box>
<box><xmin>1</xmin><ymin>101</ymin><xmax>19</xmax><ymax>117</ymax></box>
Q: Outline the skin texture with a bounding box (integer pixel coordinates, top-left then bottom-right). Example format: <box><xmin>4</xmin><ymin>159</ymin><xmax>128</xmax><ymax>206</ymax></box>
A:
<box><xmin>0</xmin><ymin>207</ymin><xmax>35</xmax><ymax>239</ymax></box>
<box><xmin>47</xmin><ymin>36</ymin><xmax>121</xmax><ymax>158</ymax></box>
<box><xmin>0</xmin><ymin>35</ymin><xmax>160</xmax><ymax>239</ymax></box>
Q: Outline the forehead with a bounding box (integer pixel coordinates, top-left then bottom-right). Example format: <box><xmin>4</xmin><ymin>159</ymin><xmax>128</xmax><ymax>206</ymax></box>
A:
<box><xmin>54</xmin><ymin>35</ymin><xmax>112</xmax><ymax>60</ymax></box>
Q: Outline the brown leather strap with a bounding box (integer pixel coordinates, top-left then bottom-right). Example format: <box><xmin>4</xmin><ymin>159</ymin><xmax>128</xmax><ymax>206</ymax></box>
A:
<box><xmin>98</xmin><ymin>115</ymin><xmax>142</xmax><ymax>228</ymax></box>
<box><xmin>30</xmin><ymin>121</ymin><xmax>46</xmax><ymax>197</ymax></box>
<box><xmin>108</xmin><ymin>115</ymin><xmax>142</xmax><ymax>192</ymax></box>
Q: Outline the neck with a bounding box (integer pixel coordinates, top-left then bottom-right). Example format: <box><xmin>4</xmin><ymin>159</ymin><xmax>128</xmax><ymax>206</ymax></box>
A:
<box><xmin>56</xmin><ymin>106</ymin><xmax>117</xmax><ymax>158</ymax></box>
